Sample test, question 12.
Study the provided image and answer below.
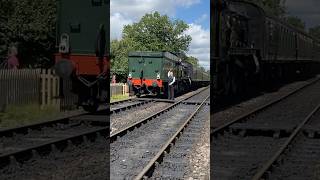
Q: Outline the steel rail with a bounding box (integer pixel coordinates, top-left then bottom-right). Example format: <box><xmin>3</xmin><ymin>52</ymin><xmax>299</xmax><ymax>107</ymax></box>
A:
<box><xmin>110</xmin><ymin>99</ymin><xmax>154</xmax><ymax>113</ymax></box>
<box><xmin>110</xmin><ymin>96</ymin><xmax>137</xmax><ymax>105</ymax></box>
<box><xmin>0</xmin><ymin>108</ymin><xmax>108</xmax><ymax>138</ymax></box>
<box><xmin>0</xmin><ymin>98</ymin><xmax>148</xmax><ymax>138</ymax></box>
<box><xmin>211</xmin><ymin>77</ymin><xmax>320</xmax><ymax>138</ymax></box>
<box><xmin>251</xmin><ymin>102</ymin><xmax>320</xmax><ymax>180</ymax></box>
<box><xmin>134</xmin><ymin>95</ymin><xmax>210</xmax><ymax>180</ymax></box>
<box><xmin>110</xmin><ymin>86</ymin><xmax>210</xmax><ymax>140</ymax></box>
<box><xmin>0</xmin><ymin>126</ymin><xmax>107</xmax><ymax>168</ymax></box>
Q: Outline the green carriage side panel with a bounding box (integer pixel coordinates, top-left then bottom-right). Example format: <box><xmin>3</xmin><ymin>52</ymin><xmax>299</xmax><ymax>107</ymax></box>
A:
<box><xmin>128</xmin><ymin>51</ymin><xmax>180</xmax><ymax>82</ymax></box>
<box><xmin>57</xmin><ymin>0</ymin><xmax>108</xmax><ymax>54</ymax></box>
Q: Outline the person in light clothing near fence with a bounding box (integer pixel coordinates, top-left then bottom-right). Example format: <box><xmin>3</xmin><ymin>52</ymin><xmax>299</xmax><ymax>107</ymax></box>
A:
<box><xmin>7</xmin><ymin>46</ymin><xmax>19</xmax><ymax>69</ymax></box>
<box><xmin>112</xmin><ymin>74</ymin><xmax>116</xmax><ymax>84</ymax></box>
<box><xmin>168</xmin><ymin>69</ymin><xmax>175</xmax><ymax>100</ymax></box>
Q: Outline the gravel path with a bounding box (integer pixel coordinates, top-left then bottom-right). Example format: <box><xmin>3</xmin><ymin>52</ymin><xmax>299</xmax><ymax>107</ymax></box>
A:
<box><xmin>212</xmin><ymin>133</ymin><xmax>285</xmax><ymax>179</ymax></box>
<box><xmin>268</xmin><ymin>135</ymin><xmax>320</xmax><ymax>180</ymax></box>
<box><xmin>212</xmin><ymin>77</ymin><xmax>320</xmax><ymax>179</ymax></box>
<box><xmin>267</xmin><ymin>108</ymin><xmax>320</xmax><ymax>179</ymax></box>
<box><xmin>111</xmin><ymin>102</ymin><xmax>170</xmax><ymax>134</ymax></box>
<box><xmin>110</xmin><ymin>104</ymin><xmax>196</xmax><ymax>179</ymax></box>
<box><xmin>0</xmin><ymin>136</ymin><xmax>108</xmax><ymax>180</ymax></box>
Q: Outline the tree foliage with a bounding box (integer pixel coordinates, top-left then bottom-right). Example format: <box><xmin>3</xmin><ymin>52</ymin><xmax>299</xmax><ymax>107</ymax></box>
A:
<box><xmin>186</xmin><ymin>56</ymin><xmax>200</xmax><ymax>67</ymax></box>
<box><xmin>245</xmin><ymin>0</ymin><xmax>287</xmax><ymax>17</ymax></box>
<box><xmin>0</xmin><ymin>0</ymin><xmax>57</xmax><ymax>68</ymax></box>
<box><xmin>285</xmin><ymin>16</ymin><xmax>305</xmax><ymax>31</ymax></box>
<box><xmin>122</xmin><ymin>12</ymin><xmax>192</xmax><ymax>53</ymax></box>
<box><xmin>309</xmin><ymin>26</ymin><xmax>320</xmax><ymax>40</ymax></box>
<box><xmin>111</xmin><ymin>11</ymin><xmax>192</xmax><ymax>81</ymax></box>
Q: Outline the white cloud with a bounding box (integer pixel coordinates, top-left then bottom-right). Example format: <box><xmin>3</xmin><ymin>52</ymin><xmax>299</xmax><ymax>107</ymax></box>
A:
<box><xmin>185</xmin><ymin>23</ymin><xmax>210</xmax><ymax>69</ymax></box>
<box><xmin>110</xmin><ymin>0</ymin><xmax>202</xmax><ymax>39</ymax></box>
<box><xmin>110</xmin><ymin>0</ymin><xmax>210</xmax><ymax>69</ymax></box>
<box><xmin>110</xmin><ymin>13</ymin><xmax>133</xmax><ymax>40</ymax></box>
<box><xmin>195</xmin><ymin>14</ymin><xmax>208</xmax><ymax>24</ymax></box>
<box><xmin>174</xmin><ymin>0</ymin><xmax>201</xmax><ymax>7</ymax></box>
<box><xmin>110</xmin><ymin>0</ymin><xmax>176</xmax><ymax>40</ymax></box>
<box><xmin>111</xmin><ymin>0</ymin><xmax>176</xmax><ymax>21</ymax></box>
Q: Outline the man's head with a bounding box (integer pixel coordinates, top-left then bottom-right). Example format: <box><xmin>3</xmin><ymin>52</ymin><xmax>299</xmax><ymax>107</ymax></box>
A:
<box><xmin>168</xmin><ymin>69</ymin><xmax>173</xmax><ymax>77</ymax></box>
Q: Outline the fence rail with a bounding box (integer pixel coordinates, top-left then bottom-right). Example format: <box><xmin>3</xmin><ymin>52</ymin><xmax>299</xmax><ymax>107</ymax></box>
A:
<box><xmin>0</xmin><ymin>69</ymin><xmax>76</xmax><ymax>111</ymax></box>
<box><xmin>40</xmin><ymin>69</ymin><xmax>60</xmax><ymax>109</ymax></box>
<box><xmin>110</xmin><ymin>83</ymin><xmax>129</xmax><ymax>96</ymax></box>
<box><xmin>0</xmin><ymin>69</ymin><xmax>128</xmax><ymax>112</ymax></box>
<box><xmin>0</xmin><ymin>69</ymin><xmax>41</xmax><ymax>110</ymax></box>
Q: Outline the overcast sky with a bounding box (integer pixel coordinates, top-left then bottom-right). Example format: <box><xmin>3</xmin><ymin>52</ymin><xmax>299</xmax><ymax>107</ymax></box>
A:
<box><xmin>285</xmin><ymin>0</ymin><xmax>320</xmax><ymax>29</ymax></box>
<box><xmin>110</xmin><ymin>0</ymin><xmax>210</xmax><ymax>70</ymax></box>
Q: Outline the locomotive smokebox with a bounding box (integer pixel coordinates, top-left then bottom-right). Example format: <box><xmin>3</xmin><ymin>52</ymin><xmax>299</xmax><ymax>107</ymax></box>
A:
<box><xmin>54</xmin><ymin>59</ymin><xmax>75</xmax><ymax>79</ymax></box>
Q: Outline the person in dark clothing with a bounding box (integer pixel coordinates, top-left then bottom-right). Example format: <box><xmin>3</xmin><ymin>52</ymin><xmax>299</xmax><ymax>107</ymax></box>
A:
<box><xmin>168</xmin><ymin>69</ymin><xmax>176</xmax><ymax>100</ymax></box>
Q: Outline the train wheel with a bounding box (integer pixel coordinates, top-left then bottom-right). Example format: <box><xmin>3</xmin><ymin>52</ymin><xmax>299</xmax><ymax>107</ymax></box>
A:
<box><xmin>83</xmin><ymin>98</ymin><xmax>99</xmax><ymax>112</ymax></box>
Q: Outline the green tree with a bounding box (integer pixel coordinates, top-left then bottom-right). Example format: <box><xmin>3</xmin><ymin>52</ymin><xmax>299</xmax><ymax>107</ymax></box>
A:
<box><xmin>286</xmin><ymin>16</ymin><xmax>305</xmax><ymax>30</ymax></box>
<box><xmin>245</xmin><ymin>0</ymin><xmax>286</xmax><ymax>17</ymax></box>
<box><xmin>0</xmin><ymin>0</ymin><xmax>57</xmax><ymax>68</ymax></box>
<box><xmin>122</xmin><ymin>11</ymin><xmax>192</xmax><ymax>53</ymax></box>
<box><xmin>309</xmin><ymin>26</ymin><xmax>320</xmax><ymax>40</ymax></box>
<box><xmin>186</xmin><ymin>56</ymin><xmax>200</xmax><ymax>67</ymax></box>
<box><xmin>110</xmin><ymin>38</ymin><xmax>140</xmax><ymax>81</ymax></box>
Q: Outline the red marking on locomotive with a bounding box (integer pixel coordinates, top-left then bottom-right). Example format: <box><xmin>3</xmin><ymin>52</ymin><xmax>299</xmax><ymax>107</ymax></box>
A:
<box><xmin>55</xmin><ymin>53</ymin><xmax>108</xmax><ymax>76</ymax></box>
<box><xmin>131</xmin><ymin>78</ymin><xmax>163</xmax><ymax>87</ymax></box>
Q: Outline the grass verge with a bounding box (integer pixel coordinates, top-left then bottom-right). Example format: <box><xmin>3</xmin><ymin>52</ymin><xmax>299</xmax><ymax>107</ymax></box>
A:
<box><xmin>0</xmin><ymin>104</ymin><xmax>60</xmax><ymax>129</ymax></box>
<box><xmin>111</xmin><ymin>94</ymin><xmax>130</xmax><ymax>103</ymax></box>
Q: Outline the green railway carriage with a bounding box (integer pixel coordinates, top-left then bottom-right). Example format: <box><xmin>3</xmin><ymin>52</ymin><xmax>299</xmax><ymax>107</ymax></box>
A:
<box><xmin>192</xmin><ymin>66</ymin><xmax>210</xmax><ymax>87</ymax></box>
<box><xmin>128</xmin><ymin>51</ymin><xmax>209</xmax><ymax>97</ymax></box>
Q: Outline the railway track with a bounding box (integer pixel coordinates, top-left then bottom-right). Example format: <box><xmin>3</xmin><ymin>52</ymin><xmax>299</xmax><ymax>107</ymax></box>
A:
<box><xmin>0</xmin><ymin>86</ymin><xmax>209</xmax><ymax>179</ymax></box>
<box><xmin>110</xmin><ymin>87</ymin><xmax>210</xmax><ymax>179</ymax></box>
<box><xmin>0</xmin><ymin>108</ymin><xmax>108</xmax><ymax>173</ymax></box>
<box><xmin>211</xmin><ymin>78</ymin><xmax>320</xmax><ymax>179</ymax></box>
<box><xmin>252</xmin><ymin>103</ymin><xmax>320</xmax><ymax>180</ymax></box>
<box><xmin>212</xmin><ymin>76</ymin><xmax>320</xmax><ymax>129</ymax></box>
<box><xmin>212</xmin><ymin>77</ymin><xmax>320</xmax><ymax>133</ymax></box>
<box><xmin>110</xmin><ymin>86</ymin><xmax>209</xmax><ymax>136</ymax></box>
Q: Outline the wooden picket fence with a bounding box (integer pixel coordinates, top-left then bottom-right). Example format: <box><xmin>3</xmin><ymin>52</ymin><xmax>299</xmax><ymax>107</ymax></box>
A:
<box><xmin>110</xmin><ymin>83</ymin><xmax>129</xmax><ymax>96</ymax></box>
<box><xmin>0</xmin><ymin>69</ymin><xmax>77</xmax><ymax>111</ymax></box>
<box><xmin>0</xmin><ymin>69</ymin><xmax>41</xmax><ymax>111</ymax></box>
<box><xmin>40</xmin><ymin>69</ymin><xmax>60</xmax><ymax>109</ymax></box>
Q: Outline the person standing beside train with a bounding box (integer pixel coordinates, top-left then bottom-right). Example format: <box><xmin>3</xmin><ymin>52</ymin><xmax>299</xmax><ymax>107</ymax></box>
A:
<box><xmin>7</xmin><ymin>45</ymin><xmax>19</xmax><ymax>70</ymax></box>
<box><xmin>168</xmin><ymin>69</ymin><xmax>176</xmax><ymax>100</ymax></box>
